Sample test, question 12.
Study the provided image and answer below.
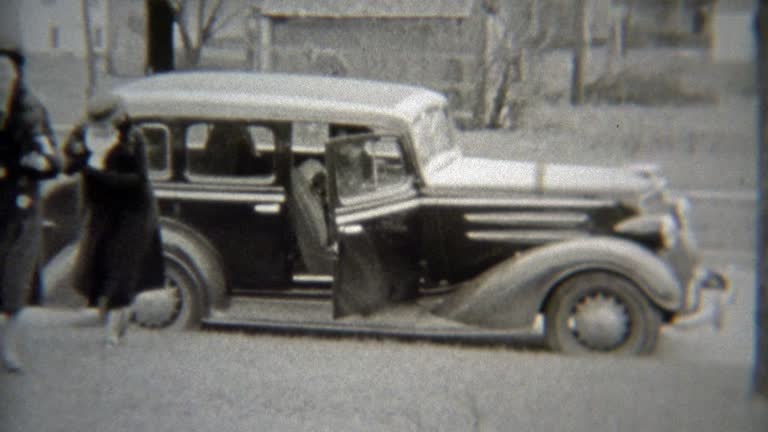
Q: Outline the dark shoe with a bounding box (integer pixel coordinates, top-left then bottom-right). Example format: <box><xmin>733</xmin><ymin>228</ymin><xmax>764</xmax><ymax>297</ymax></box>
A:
<box><xmin>2</xmin><ymin>348</ymin><xmax>23</xmax><ymax>374</ymax></box>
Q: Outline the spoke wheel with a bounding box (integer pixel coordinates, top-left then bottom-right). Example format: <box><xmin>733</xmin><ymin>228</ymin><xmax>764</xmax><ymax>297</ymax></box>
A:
<box><xmin>132</xmin><ymin>257</ymin><xmax>202</xmax><ymax>330</ymax></box>
<box><xmin>545</xmin><ymin>271</ymin><xmax>661</xmax><ymax>355</ymax></box>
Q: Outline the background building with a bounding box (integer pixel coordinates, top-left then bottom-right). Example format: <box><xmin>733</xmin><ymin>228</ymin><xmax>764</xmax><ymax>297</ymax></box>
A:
<box><xmin>712</xmin><ymin>0</ymin><xmax>757</xmax><ymax>63</ymax></box>
<box><xmin>19</xmin><ymin>0</ymin><xmax>108</xmax><ymax>57</ymax></box>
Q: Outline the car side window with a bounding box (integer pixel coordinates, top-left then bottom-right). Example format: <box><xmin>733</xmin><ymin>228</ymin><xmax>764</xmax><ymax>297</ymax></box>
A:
<box><xmin>292</xmin><ymin>122</ymin><xmax>329</xmax><ymax>155</ymax></box>
<box><xmin>333</xmin><ymin>135</ymin><xmax>408</xmax><ymax>201</ymax></box>
<box><xmin>137</xmin><ymin>123</ymin><xmax>171</xmax><ymax>180</ymax></box>
<box><xmin>185</xmin><ymin>122</ymin><xmax>275</xmax><ymax>183</ymax></box>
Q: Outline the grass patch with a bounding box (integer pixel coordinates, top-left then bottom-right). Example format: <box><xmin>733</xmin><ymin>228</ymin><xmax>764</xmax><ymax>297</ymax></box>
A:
<box><xmin>585</xmin><ymin>69</ymin><xmax>718</xmax><ymax>106</ymax></box>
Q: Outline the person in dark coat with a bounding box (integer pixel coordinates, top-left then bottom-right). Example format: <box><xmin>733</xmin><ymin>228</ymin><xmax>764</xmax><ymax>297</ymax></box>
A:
<box><xmin>63</xmin><ymin>94</ymin><xmax>164</xmax><ymax>346</ymax></box>
<box><xmin>1</xmin><ymin>48</ymin><xmax>61</xmax><ymax>372</ymax></box>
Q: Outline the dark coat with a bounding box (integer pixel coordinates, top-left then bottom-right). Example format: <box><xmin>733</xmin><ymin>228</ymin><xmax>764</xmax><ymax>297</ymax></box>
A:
<box><xmin>1</xmin><ymin>81</ymin><xmax>60</xmax><ymax>216</ymax></box>
<box><xmin>1</xmin><ymin>80</ymin><xmax>60</xmax><ymax>314</ymax></box>
<box><xmin>66</xmin><ymin>126</ymin><xmax>164</xmax><ymax>309</ymax></box>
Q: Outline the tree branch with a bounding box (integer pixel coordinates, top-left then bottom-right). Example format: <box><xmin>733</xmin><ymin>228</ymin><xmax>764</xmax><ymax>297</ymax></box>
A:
<box><xmin>166</xmin><ymin>0</ymin><xmax>182</xmax><ymax>14</ymax></box>
<box><xmin>200</xmin><ymin>0</ymin><xmax>225</xmax><ymax>43</ymax></box>
<box><xmin>165</xmin><ymin>0</ymin><xmax>192</xmax><ymax>51</ymax></box>
<box><xmin>196</xmin><ymin>0</ymin><xmax>207</xmax><ymax>46</ymax></box>
<box><xmin>210</xmin><ymin>5</ymin><xmax>248</xmax><ymax>36</ymax></box>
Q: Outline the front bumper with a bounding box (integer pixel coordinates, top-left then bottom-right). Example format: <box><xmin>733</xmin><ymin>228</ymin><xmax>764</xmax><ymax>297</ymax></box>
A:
<box><xmin>670</xmin><ymin>267</ymin><xmax>733</xmax><ymax>330</ymax></box>
<box><xmin>657</xmin><ymin>196</ymin><xmax>732</xmax><ymax>330</ymax></box>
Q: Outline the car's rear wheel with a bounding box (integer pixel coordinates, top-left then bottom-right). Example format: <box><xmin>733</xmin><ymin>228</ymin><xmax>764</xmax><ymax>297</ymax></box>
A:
<box><xmin>132</xmin><ymin>256</ymin><xmax>203</xmax><ymax>330</ymax></box>
<box><xmin>544</xmin><ymin>271</ymin><xmax>661</xmax><ymax>355</ymax></box>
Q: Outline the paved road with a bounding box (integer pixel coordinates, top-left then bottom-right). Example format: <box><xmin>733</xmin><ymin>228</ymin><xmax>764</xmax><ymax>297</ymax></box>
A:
<box><xmin>1</xmin><ymin>256</ymin><xmax>765</xmax><ymax>432</ymax></box>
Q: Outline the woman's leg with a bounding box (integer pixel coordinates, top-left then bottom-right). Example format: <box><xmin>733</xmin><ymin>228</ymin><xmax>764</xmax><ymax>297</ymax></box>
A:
<box><xmin>1</xmin><ymin>214</ymin><xmax>42</xmax><ymax>372</ymax></box>
<box><xmin>105</xmin><ymin>307</ymin><xmax>129</xmax><ymax>346</ymax></box>
<box><xmin>1</xmin><ymin>311</ymin><xmax>23</xmax><ymax>372</ymax></box>
<box><xmin>102</xmin><ymin>271</ymin><xmax>134</xmax><ymax>347</ymax></box>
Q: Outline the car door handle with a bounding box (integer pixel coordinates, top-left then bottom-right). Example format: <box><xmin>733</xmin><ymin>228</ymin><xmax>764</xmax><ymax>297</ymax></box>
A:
<box><xmin>253</xmin><ymin>203</ymin><xmax>281</xmax><ymax>215</ymax></box>
<box><xmin>338</xmin><ymin>224</ymin><xmax>364</xmax><ymax>235</ymax></box>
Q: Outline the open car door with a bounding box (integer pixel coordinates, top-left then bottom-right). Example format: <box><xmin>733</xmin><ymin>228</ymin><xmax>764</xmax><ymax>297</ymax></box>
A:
<box><xmin>325</xmin><ymin>134</ymin><xmax>422</xmax><ymax>318</ymax></box>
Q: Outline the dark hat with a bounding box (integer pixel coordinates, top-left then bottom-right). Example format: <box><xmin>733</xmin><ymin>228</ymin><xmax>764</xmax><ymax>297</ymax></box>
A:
<box><xmin>0</xmin><ymin>49</ymin><xmax>24</xmax><ymax>67</ymax></box>
<box><xmin>87</xmin><ymin>93</ymin><xmax>128</xmax><ymax>124</ymax></box>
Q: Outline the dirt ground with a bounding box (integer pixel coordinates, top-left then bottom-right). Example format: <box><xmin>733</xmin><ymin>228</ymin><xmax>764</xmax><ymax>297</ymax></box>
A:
<box><xmin>1</xmin><ymin>257</ymin><xmax>766</xmax><ymax>432</ymax></box>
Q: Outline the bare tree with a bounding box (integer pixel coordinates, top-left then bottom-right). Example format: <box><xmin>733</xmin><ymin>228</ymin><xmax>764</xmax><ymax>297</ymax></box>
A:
<box><xmin>81</xmin><ymin>0</ymin><xmax>98</xmax><ymax>97</ymax></box>
<box><xmin>473</xmin><ymin>0</ymin><xmax>552</xmax><ymax>129</ymax></box>
<box><xmin>571</xmin><ymin>0</ymin><xmax>592</xmax><ymax>105</ymax></box>
<box><xmin>756</xmin><ymin>0</ymin><xmax>768</xmax><ymax>399</ymax></box>
<box><xmin>620</xmin><ymin>0</ymin><xmax>637</xmax><ymax>56</ymax></box>
<box><xmin>166</xmin><ymin>0</ymin><xmax>246</xmax><ymax>67</ymax></box>
<box><xmin>605</xmin><ymin>0</ymin><xmax>636</xmax><ymax>76</ymax></box>
<box><xmin>473</xmin><ymin>0</ymin><xmax>502</xmax><ymax>128</ymax></box>
<box><xmin>243</xmin><ymin>6</ymin><xmax>260</xmax><ymax>71</ymax></box>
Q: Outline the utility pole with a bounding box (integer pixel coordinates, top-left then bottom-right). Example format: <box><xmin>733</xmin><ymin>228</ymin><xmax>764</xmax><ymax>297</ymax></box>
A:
<box><xmin>145</xmin><ymin>0</ymin><xmax>175</xmax><ymax>74</ymax></box>
<box><xmin>571</xmin><ymin>0</ymin><xmax>592</xmax><ymax>105</ymax></box>
<box><xmin>81</xmin><ymin>0</ymin><xmax>98</xmax><ymax>97</ymax></box>
<box><xmin>244</xmin><ymin>6</ymin><xmax>259</xmax><ymax>71</ymax></box>
<box><xmin>755</xmin><ymin>0</ymin><xmax>768</xmax><ymax>399</ymax></box>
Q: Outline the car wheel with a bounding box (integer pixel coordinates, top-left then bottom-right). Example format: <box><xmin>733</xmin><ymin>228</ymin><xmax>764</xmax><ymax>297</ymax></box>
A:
<box><xmin>132</xmin><ymin>255</ymin><xmax>203</xmax><ymax>330</ymax></box>
<box><xmin>544</xmin><ymin>271</ymin><xmax>661</xmax><ymax>355</ymax></box>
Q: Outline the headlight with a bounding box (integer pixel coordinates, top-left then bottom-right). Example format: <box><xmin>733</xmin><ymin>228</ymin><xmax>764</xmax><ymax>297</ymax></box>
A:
<box><xmin>614</xmin><ymin>213</ymin><xmax>679</xmax><ymax>249</ymax></box>
<box><xmin>660</xmin><ymin>214</ymin><xmax>679</xmax><ymax>249</ymax></box>
<box><xmin>673</xmin><ymin>198</ymin><xmax>692</xmax><ymax>230</ymax></box>
<box><xmin>674</xmin><ymin>197</ymin><xmax>699</xmax><ymax>250</ymax></box>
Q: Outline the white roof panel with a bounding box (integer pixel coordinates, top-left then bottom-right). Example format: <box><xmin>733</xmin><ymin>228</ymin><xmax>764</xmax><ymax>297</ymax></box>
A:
<box><xmin>113</xmin><ymin>72</ymin><xmax>446</xmax><ymax>126</ymax></box>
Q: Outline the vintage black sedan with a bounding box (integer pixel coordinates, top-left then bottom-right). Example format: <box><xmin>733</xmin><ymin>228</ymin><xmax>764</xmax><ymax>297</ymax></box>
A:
<box><xmin>43</xmin><ymin>72</ymin><xmax>729</xmax><ymax>354</ymax></box>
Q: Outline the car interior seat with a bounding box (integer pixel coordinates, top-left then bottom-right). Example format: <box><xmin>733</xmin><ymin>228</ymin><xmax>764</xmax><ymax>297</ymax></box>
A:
<box><xmin>289</xmin><ymin>159</ymin><xmax>334</xmax><ymax>275</ymax></box>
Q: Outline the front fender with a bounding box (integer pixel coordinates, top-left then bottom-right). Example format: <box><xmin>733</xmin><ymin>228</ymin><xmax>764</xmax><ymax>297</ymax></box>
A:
<box><xmin>432</xmin><ymin>237</ymin><xmax>682</xmax><ymax>329</ymax></box>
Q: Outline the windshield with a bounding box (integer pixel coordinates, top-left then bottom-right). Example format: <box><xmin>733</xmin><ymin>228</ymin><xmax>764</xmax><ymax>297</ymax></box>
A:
<box><xmin>411</xmin><ymin>107</ymin><xmax>460</xmax><ymax>176</ymax></box>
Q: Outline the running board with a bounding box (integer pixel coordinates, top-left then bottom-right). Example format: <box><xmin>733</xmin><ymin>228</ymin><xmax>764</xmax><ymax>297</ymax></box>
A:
<box><xmin>202</xmin><ymin>297</ymin><xmax>545</xmax><ymax>345</ymax></box>
<box><xmin>201</xmin><ymin>316</ymin><xmax>545</xmax><ymax>345</ymax></box>
<box><xmin>230</xmin><ymin>288</ymin><xmax>331</xmax><ymax>299</ymax></box>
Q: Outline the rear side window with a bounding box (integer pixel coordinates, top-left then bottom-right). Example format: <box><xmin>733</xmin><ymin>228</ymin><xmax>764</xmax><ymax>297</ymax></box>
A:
<box><xmin>185</xmin><ymin>122</ymin><xmax>275</xmax><ymax>183</ymax></box>
<box><xmin>138</xmin><ymin>123</ymin><xmax>170</xmax><ymax>180</ymax></box>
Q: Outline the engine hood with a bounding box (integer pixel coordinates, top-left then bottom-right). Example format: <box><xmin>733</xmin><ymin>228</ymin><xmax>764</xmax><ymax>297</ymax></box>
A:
<box><xmin>425</xmin><ymin>157</ymin><xmax>658</xmax><ymax>199</ymax></box>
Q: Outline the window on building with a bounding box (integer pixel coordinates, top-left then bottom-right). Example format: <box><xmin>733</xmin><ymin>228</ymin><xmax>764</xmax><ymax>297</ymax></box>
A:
<box><xmin>49</xmin><ymin>26</ymin><xmax>59</xmax><ymax>49</ymax></box>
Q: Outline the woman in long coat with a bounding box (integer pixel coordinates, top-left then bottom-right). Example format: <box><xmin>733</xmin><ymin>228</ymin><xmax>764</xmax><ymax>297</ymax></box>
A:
<box><xmin>1</xmin><ymin>48</ymin><xmax>61</xmax><ymax>372</ymax></box>
<box><xmin>63</xmin><ymin>94</ymin><xmax>164</xmax><ymax>345</ymax></box>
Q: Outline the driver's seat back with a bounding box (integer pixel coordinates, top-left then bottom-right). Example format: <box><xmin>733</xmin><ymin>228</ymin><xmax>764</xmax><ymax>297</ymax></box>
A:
<box><xmin>288</xmin><ymin>159</ymin><xmax>334</xmax><ymax>275</ymax></box>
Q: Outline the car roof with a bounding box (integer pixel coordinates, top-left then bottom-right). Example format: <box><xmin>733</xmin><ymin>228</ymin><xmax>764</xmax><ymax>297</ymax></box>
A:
<box><xmin>113</xmin><ymin>72</ymin><xmax>446</xmax><ymax>128</ymax></box>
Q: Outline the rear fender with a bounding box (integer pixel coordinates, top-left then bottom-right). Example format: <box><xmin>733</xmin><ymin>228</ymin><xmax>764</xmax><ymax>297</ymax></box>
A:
<box><xmin>159</xmin><ymin>218</ymin><xmax>228</xmax><ymax>313</ymax></box>
<box><xmin>432</xmin><ymin>237</ymin><xmax>682</xmax><ymax>329</ymax></box>
<box><xmin>43</xmin><ymin>218</ymin><xmax>229</xmax><ymax>313</ymax></box>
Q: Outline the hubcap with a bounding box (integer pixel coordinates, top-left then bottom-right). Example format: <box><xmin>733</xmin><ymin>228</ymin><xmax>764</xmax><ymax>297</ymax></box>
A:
<box><xmin>132</xmin><ymin>276</ymin><xmax>183</xmax><ymax>328</ymax></box>
<box><xmin>568</xmin><ymin>292</ymin><xmax>630</xmax><ymax>351</ymax></box>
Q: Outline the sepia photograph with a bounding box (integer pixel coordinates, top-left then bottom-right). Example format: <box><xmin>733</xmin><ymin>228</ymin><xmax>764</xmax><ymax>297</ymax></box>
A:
<box><xmin>1</xmin><ymin>0</ymin><xmax>767</xmax><ymax>430</ymax></box>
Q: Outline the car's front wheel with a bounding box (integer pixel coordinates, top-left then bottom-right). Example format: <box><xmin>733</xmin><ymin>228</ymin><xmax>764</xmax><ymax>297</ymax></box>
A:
<box><xmin>132</xmin><ymin>256</ymin><xmax>203</xmax><ymax>330</ymax></box>
<box><xmin>544</xmin><ymin>271</ymin><xmax>661</xmax><ymax>355</ymax></box>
